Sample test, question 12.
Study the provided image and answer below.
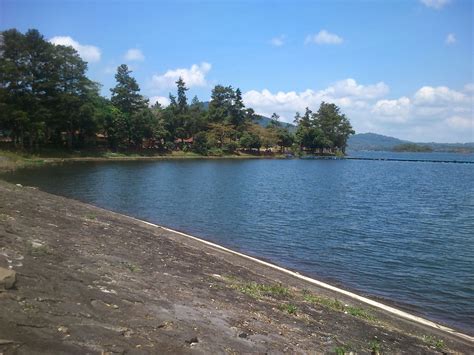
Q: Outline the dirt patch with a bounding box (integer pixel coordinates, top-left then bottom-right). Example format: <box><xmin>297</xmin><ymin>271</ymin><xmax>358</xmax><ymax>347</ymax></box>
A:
<box><xmin>0</xmin><ymin>180</ymin><xmax>472</xmax><ymax>354</ymax></box>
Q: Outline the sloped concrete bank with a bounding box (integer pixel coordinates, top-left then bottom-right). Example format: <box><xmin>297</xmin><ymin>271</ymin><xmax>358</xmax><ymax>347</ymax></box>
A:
<box><xmin>0</xmin><ymin>180</ymin><xmax>472</xmax><ymax>354</ymax></box>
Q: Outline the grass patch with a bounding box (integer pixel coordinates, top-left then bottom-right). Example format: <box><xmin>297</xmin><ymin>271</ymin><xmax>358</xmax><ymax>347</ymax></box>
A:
<box><xmin>369</xmin><ymin>339</ymin><xmax>381</xmax><ymax>354</ymax></box>
<box><xmin>84</xmin><ymin>213</ymin><xmax>97</xmax><ymax>220</ymax></box>
<box><xmin>422</xmin><ymin>335</ymin><xmax>445</xmax><ymax>350</ymax></box>
<box><xmin>122</xmin><ymin>261</ymin><xmax>141</xmax><ymax>273</ymax></box>
<box><xmin>20</xmin><ymin>300</ymin><xmax>38</xmax><ymax>313</ymax></box>
<box><xmin>278</xmin><ymin>303</ymin><xmax>298</xmax><ymax>315</ymax></box>
<box><xmin>303</xmin><ymin>294</ymin><xmax>345</xmax><ymax>311</ymax></box>
<box><xmin>222</xmin><ymin>276</ymin><xmax>290</xmax><ymax>300</ymax></box>
<box><xmin>27</xmin><ymin>241</ymin><xmax>51</xmax><ymax>256</ymax></box>
<box><xmin>223</xmin><ymin>277</ymin><xmax>377</xmax><ymax>323</ymax></box>
<box><xmin>237</xmin><ymin>282</ymin><xmax>290</xmax><ymax>299</ymax></box>
<box><xmin>304</xmin><ymin>293</ymin><xmax>376</xmax><ymax>321</ymax></box>
<box><xmin>346</xmin><ymin>306</ymin><xmax>376</xmax><ymax>321</ymax></box>
<box><xmin>333</xmin><ymin>344</ymin><xmax>353</xmax><ymax>355</ymax></box>
<box><xmin>0</xmin><ymin>150</ymin><xmax>45</xmax><ymax>172</ymax></box>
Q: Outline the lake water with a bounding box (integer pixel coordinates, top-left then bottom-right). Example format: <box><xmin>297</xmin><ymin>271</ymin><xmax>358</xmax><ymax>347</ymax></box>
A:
<box><xmin>2</xmin><ymin>152</ymin><xmax>474</xmax><ymax>333</ymax></box>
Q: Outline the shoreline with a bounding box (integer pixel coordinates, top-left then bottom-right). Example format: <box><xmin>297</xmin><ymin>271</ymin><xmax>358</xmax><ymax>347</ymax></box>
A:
<box><xmin>2</xmin><ymin>150</ymin><xmax>473</xmax><ymax>175</ymax></box>
<box><xmin>0</xmin><ymin>150</ymin><xmax>289</xmax><ymax>173</ymax></box>
<box><xmin>0</xmin><ymin>180</ymin><xmax>473</xmax><ymax>353</ymax></box>
<box><xmin>164</xmin><ymin>231</ymin><xmax>474</xmax><ymax>342</ymax></box>
<box><xmin>75</xmin><ymin>197</ymin><xmax>473</xmax><ymax>338</ymax></box>
<box><xmin>79</xmin><ymin>207</ymin><xmax>474</xmax><ymax>342</ymax></box>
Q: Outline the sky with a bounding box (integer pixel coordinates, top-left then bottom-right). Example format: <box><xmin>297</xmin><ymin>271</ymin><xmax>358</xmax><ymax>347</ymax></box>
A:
<box><xmin>1</xmin><ymin>0</ymin><xmax>473</xmax><ymax>143</ymax></box>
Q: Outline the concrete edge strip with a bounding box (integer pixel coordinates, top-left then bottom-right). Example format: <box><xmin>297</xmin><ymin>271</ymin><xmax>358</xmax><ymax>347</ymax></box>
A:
<box><xmin>95</xmin><ymin>205</ymin><xmax>474</xmax><ymax>343</ymax></box>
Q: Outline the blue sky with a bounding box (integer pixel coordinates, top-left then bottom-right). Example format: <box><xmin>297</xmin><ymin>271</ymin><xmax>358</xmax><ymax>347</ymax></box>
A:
<box><xmin>1</xmin><ymin>0</ymin><xmax>473</xmax><ymax>142</ymax></box>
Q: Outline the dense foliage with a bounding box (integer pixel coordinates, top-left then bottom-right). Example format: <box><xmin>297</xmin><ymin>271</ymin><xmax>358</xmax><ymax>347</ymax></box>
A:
<box><xmin>0</xmin><ymin>28</ymin><xmax>354</xmax><ymax>155</ymax></box>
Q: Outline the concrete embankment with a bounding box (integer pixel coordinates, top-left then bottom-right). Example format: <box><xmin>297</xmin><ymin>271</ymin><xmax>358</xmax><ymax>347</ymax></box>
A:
<box><xmin>0</xmin><ymin>180</ymin><xmax>472</xmax><ymax>354</ymax></box>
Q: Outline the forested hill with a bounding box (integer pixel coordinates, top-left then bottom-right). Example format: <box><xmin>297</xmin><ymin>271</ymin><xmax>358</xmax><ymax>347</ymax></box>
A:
<box><xmin>348</xmin><ymin>133</ymin><xmax>474</xmax><ymax>153</ymax></box>
<box><xmin>255</xmin><ymin>115</ymin><xmax>296</xmax><ymax>132</ymax></box>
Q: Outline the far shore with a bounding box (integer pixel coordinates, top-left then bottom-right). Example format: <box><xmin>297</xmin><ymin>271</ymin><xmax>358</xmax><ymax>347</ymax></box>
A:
<box><xmin>2</xmin><ymin>148</ymin><xmax>473</xmax><ymax>174</ymax></box>
<box><xmin>0</xmin><ymin>149</ymin><xmax>291</xmax><ymax>173</ymax></box>
<box><xmin>0</xmin><ymin>180</ymin><xmax>473</xmax><ymax>353</ymax></box>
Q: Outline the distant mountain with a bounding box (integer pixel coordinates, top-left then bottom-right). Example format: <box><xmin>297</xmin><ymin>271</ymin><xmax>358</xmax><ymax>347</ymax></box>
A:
<box><xmin>255</xmin><ymin>115</ymin><xmax>296</xmax><ymax>132</ymax></box>
<box><xmin>198</xmin><ymin>101</ymin><xmax>210</xmax><ymax>110</ymax></box>
<box><xmin>348</xmin><ymin>133</ymin><xmax>474</xmax><ymax>153</ymax></box>
<box><xmin>348</xmin><ymin>133</ymin><xmax>409</xmax><ymax>151</ymax></box>
<box><xmin>199</xmin><ymin>101</ymin><xmax>296</xmax><ymax>132</ymax></box>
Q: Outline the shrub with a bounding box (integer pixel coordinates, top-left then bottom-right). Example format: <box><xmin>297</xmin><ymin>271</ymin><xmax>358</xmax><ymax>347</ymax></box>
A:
<box><xmin>223</xmin><ymin>141</ymin><xmax>238</xmax><ymax>154</ymax></box>
<box><xmin>192</xmin><ymin>132</ymin><xmax>209</xmax><ymax>155</ymax></box>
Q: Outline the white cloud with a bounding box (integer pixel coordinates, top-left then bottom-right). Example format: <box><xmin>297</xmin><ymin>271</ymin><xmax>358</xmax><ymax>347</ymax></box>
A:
<box><xmin>243</xmin><ymin>78</ymin><xmax>388</xmax><ymax>120</ymax></box>
<box><xmin>124</xmin><ymin>48</ymin><xmax>145</xmax><ymax>61</ymax></box>
<box><xmin>243</xmin><ymin>81</ymin><xmax>473</xmax><ymax>142</ymax></box>
<box><xmin>270</xmin><ymin>35</ymin><xmax>286</xmax><ymax>47</ymax></box>
<box><xmin>372</xmin><ymin>97</ymin><xmax>411</xmax><ymax>122</ymax></box>
<box><xmin>445</xmin><ymin>33</ymin><xmax>456</xmax><ymax>45</ymax></box>
<box><xmin>414</xmin><ymin>86</ymin><xmax>467</xmax><ymax>105</ymax></box>
<box><xmin>305</xmin><ymin>30</ymin><xmax>343</xmax><ymax>45</ymax></box>
<box><xmin>446</xmin><ymin>115</ymin><xmax>473</xmax><ymax>130</ymax></box>
<box><xmin>371</xmin><ymin>85</ymin><xmax>473</xmax><ymax>141</ymax></box>
<box><xmin>420</xmin><ymin>0</ymin><xmax>451</xmax><ymax>9</ymax></box>
<box><xmin>151</xmin><ymin>62</ymin><xmax>211</xmax><ymax>91</ymax></box>
<box><xmin>149</xmin><ymin>96</ymin><xmax>170</xmax><ymax>107</ymax></box>
<box><xmin>318</xmin><ymin>79</ymin><xmax>389</xmax><ymax>99</ymax></box>
<box><xmin>49</xmin><ymin>36</ymin><xmax>101</xmax><ymax>62</ymax></box>
<box><xmin>464</xmin><ymin>83</ymin><xmax>474</xmax><ymax>92</ymax></box>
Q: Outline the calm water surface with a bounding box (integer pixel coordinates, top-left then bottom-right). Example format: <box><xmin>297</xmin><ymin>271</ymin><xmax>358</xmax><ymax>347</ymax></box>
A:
<box><xmin>3</xmin><ymin>152</ymin><xmax>474</xmax><ymax>333</ymax></box>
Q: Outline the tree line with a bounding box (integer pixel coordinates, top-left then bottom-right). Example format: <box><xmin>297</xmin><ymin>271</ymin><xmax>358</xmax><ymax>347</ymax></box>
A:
<box><xmin>0</xmin><ymin>28</ymin><xmax>354</xmax><ymax>155</ymax></box>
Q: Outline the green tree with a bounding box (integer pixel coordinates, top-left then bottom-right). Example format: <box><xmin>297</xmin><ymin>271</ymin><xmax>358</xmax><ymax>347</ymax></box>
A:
<box><xmin>1</xmin><ymin>28</ymin><xmax>101</xmax><ymax>150</ymax></box>
<box><xmin>208</xmin><ymin>122</ymin><xmax>236</xmax><ymax>148</ymax></box>
<box><xmin>96</xmin><ymin>98</ymin><xmax>127</xmax><ymax>150</ymax></box>
<box><xmin>193</xmin><ymin>131</ymin><xmax>209</xmax><ymax>155</ymax></box>
<box><xmin>229</xmin><ymin>88</ymin><xmax>246</xmax><ymax>128</ymax></box>
<box><xmin>208</xmin><ymin>85</ymin><xmax>234</xmax><ymax>123</ymax></box>
<box><xmin>294</xmin><ymin>103</ymin><xmax>354</xmax><ymax>154</ymax></box>
<box><xmin>110</xmin><ymin>64</ymin><xmax>148</xmax><ymax>115</ymax></box>
<box><xmin>110</xmin><ymin>64</ymin><xmax>149</xmax><ymax>146</ymax></box>
<box><xmin>313</xmin><ymin>102</ymin><xmax>354</xmax><ymax>153</ymax></box>
<box><xmin>52</xmin><ymin>44</ymin><xmax>99</xmax><ymax>148</ymax></box>
<box><xmin>0</xmin><ymin>29</ymin><xmax>53</xmax><ymax>149</ymax></box>
<box><xmin>175</xmin><ymin>77</ymin><xmax>188</xmax><ymax>114</ymax></box>
<box><xmin>276</xmin><ymin>128</ymin><xmax>294</xmax><ymax>152</ymax></box>
<box><xmin>239</xmin><ymin>131</ymin><xmax>261</xmax><ymax>152</ymax></box>
<box><xmin>270</xmin><ymin>113</ymin><xmax>282</xmax><ymax>128</ymax></box>
<box><xmin>188</xmin><ymin>96</ymin><xmax>206</xmax><ymax>136</ymax></box>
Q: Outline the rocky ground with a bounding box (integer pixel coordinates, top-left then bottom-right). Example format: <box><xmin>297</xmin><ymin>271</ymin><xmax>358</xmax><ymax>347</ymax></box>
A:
<box><xmin>0</xmin><ymin>180</ymin><xmax>473</xmax><ymax>354</ymax></box>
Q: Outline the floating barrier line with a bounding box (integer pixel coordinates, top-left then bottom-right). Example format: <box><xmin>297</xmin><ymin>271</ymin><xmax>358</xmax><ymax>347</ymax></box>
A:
<box><xmin>298</xmin><ymin>156</ymin><xmax>473</xmax><ymax>164</ymax></box>
<box><xmin>346</xmin><ymin>157</ymin><xmax>474</xmax><ymax>164</ymax></box>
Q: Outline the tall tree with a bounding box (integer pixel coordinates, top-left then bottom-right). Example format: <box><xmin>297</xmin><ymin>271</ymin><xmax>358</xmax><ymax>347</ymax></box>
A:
<box><xmin>208</xmin><ymin>85</ymin><xmax>234</xmax><ymax>123</ymax></box>
<box><xmin>110</xmin><ymin>64</ymin><xmax>148</xmax><ymax>146</ymax></box>
<box><xmin>51</xmin><ymin>44</ymin><xmax>98</xmax><ymax>148</ymax></box>
<box><xmin>0</xmin><ymin>29</ymin><xmax>30</xmax><ymax>147</ymax></box>
<box><xmin>229</xmin><ymin>88</ymin><xmax>246</xmax><ymax>128</ymax></box>
<box><xmin>175</xmin><ymin>77</ymin><xmax>188</xmax><ymax>114</ymax></box>
<box><xmin>110</xmin><ymin>64</ymin><xmax>148</xmax><ymax>115</ymax></box>
<box><xmin>313</xmin><ymin>102</ymin><xmax>354</xmax><ymax>153</ymax></box>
